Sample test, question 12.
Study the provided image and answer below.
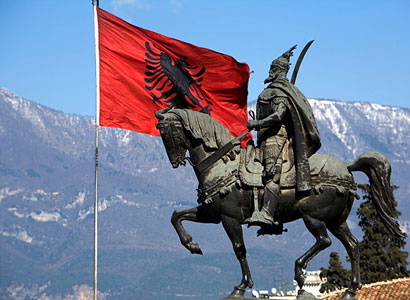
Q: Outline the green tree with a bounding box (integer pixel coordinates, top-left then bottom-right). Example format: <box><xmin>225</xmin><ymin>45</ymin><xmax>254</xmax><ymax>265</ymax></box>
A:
<box><xmin>357</xmin><ymin>184</ymin><xmax>409</xmax><ymax>283</ymax></box>
<box><xmin>320</xmin><ymin>252</ymin><xmax>350</xmax><ymax>293</ymax></box>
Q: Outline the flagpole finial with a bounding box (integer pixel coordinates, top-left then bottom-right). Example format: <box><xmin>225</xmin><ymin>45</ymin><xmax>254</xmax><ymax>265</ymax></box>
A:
<box><xmin>92</xmin><ymin>0</ymin><xmax>99</xmax><ymax>7</ymax></box>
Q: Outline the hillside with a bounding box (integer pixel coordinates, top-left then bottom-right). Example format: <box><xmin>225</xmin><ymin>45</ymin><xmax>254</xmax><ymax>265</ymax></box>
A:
<box><xmin>1</xmin><ymin>87</ymin><xmax>409</xmax><ymax>299</ymax></box>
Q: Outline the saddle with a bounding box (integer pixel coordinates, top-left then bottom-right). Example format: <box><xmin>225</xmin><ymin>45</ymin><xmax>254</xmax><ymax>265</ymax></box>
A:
<box><xmin>238</xmin><ymin>144</ymin><xmax>350</xmax><ymax>190</ymax></box>
<box><xmin>238</xmin><ymin>143</ymin><xmax>302</xmax><ymax>188</ymax></box>
<box><xmin>238</xmin><ymin>145</ymin><xmax>264</xmax><ymax>187</ymax></box>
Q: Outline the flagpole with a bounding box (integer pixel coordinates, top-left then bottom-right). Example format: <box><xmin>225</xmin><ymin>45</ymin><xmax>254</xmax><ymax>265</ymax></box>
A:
<box><xmin>92</xmin><ymin>1</ymin><xmax>100</xmax><ymax>300</ymax></box>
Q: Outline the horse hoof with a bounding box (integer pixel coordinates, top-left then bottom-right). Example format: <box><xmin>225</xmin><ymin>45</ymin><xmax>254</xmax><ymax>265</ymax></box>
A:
<box><xmin>188</xmin><ymin>243</ymin><xmax>203</xmax><ymax>255</ymax></box>
<box><xmin>227</xmin><ymin>286</ymin><xmax>245</xmax><ymax>298</ymax></box>
<box><xmin>339</xmin><ymin>290</ymin><xmax>358</xmax><ymax>300</ymax></box>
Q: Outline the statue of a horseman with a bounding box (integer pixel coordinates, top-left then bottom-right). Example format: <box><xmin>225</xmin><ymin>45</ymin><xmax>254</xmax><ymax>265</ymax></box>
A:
<box><xmin>154</xmin><ymin>45</ymin><xmax>405</xmax><ymax>300</ymax></box>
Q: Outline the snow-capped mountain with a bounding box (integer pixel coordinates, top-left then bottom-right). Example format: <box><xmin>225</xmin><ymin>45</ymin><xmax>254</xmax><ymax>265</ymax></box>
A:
<box><xmin>310</xmin><ymin>99</ymin><xmax>409</xmax><ymax>162</ymax></box>
<box><xmin>1</xmin><ymin>87</ymin><xmax>409</xmax><ymax>299</ymax></box>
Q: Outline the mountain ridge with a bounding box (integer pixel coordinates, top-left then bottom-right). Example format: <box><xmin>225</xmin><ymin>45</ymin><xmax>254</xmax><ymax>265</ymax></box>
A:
<box><xmin>1</xmin><ymin>87</ymin><xmax>409</xmax><ymax>299</ymax></box>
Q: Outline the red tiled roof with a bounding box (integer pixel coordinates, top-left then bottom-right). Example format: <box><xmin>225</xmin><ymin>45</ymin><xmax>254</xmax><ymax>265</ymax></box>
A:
<box><xmin>319</xmin><ymin>277</ymin><xmax>410</xmax><ymax>300</ymax></box>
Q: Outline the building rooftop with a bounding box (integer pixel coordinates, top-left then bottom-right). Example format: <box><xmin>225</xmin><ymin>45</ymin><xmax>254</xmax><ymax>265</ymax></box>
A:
<box><xmin>319</xmin><ymin>277</ymin><xmax>410</xmax><ymax>300</ymax></box>
<box><xmin>304</xmin><ymin>274</ymin><xmax>324</xmax><ymax>285</ymax></box>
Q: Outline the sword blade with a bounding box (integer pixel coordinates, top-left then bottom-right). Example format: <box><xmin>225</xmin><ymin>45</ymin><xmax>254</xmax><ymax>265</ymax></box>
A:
<box><xmin>291</xmin><ymin>40</ymin><xmax>314</xmax><ymax>84</ymax></box>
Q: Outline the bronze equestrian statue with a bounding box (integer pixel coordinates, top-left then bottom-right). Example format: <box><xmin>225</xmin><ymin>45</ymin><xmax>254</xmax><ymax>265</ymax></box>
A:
<box><xmin>154</xmin><ymin>47</ymin><xmax>404</xmax><ymax>300</ymax></box>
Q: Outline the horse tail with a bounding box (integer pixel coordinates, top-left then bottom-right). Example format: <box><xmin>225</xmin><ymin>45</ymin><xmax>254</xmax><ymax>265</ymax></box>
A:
<box><xmin>347</xmin><ymin>151</ymin><xmax>405</xmax><ymax>238</ymax></box>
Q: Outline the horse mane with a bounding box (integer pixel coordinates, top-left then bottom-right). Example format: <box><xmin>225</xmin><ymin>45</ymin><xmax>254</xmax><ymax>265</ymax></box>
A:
<box><xmin>166</xmin><ymin>109</ymin><xmax>233</xmax><ymax>149</ymax></box>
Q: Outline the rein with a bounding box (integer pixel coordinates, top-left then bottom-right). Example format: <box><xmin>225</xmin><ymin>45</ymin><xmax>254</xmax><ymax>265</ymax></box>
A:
<box><xmin>188</xmin><ymin>130</ymin><xmax>249</xmax><ymax>174</ymax></box>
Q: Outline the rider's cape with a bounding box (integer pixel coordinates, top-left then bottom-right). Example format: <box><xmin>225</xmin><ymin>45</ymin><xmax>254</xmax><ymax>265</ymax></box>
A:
<box><xmin>267</xmin><ymin>79</ymin><xmax>321</xmax><ymax>192</ymax></box>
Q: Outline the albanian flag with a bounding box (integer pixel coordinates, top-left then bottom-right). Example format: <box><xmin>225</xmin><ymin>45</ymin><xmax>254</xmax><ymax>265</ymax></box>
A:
<box><xmin>97</xmin><ymin>8</ymin><xmax>251</xmax><ymax>145</ymax></box>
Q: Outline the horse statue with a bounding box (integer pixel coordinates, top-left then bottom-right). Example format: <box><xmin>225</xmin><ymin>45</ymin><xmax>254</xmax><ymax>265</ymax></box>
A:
<box><xmin>155</xmin><ymin>106</ymin><xmax>404</xmax><ymax>300</ymax></box>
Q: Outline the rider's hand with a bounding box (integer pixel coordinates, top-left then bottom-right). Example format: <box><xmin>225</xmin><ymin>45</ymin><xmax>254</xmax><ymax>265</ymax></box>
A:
<box><xmin>247</xmin><ymin>120</ymin><xmax>259</xmax><ymax>130</ymax></box>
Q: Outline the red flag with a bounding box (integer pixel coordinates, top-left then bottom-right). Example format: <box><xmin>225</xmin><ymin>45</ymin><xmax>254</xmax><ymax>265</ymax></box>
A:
<box><xmin>97</xmin><ymin>8</ymin><xmax>250</xmax><ymax>145</ymax></box>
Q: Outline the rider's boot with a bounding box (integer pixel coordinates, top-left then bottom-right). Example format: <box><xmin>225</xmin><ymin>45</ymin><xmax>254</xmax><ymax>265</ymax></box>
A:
<box><xmin>245</xmin><ymin>180</ymin><xmax>280</xmax><ymax>227</ymax></box>
<box><xmin>260</xmin><ymin>180</ymin><xmax>280</xmax><ymax>226</ymax></box>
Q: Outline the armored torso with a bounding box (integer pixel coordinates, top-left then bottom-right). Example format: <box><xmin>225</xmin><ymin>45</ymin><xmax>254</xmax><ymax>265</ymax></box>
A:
<box><xmin>256</xmin><ymin>85</ymin><xmax>291</xmax><ymax>143</ymax></box>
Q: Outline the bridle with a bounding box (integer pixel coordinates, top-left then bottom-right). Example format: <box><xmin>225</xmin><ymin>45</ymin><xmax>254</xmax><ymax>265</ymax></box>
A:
<box><xmin>156</xmin><ymin>109</ymin><xmax>248</xmax><ymax>173</ymax></box>
<box><xmin>157</xmin><ymin>119</ymin><xmax>191</xmax><ymax>166</ymax></box>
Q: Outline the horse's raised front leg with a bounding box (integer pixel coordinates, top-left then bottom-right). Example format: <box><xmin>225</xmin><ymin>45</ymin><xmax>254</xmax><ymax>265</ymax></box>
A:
<box><xmin>171</xmin><ymin>206</ymin><xmax>217</xmax><ymax>255</ymax></box>
<box><xmin>328</xmin><ymin>222</ymin><xmax>361</xmax><ymax>300</ymax></box>
<box><xmin>295</xmin><ymin>215</ymin><xmax>332</xmax><ymax>289</ymax></box>
<box><xmin>221</xmin><ymin>214</ymin><xmax>254</xmax><ymax>298</ymax></box>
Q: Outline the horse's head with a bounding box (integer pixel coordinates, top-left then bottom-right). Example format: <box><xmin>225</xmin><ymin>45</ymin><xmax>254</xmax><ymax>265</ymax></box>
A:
<box><xmin>155</xmin><ymin>107</ymin><xmax>189</xmax><ymax>168</ymax></box>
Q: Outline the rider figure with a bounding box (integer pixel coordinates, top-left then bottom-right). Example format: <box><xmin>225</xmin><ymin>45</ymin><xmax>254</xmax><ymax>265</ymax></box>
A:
<box><xmin>245</xmin><ymin>46</ymin><xmax>321</xmax><ymax>227</ymax></box>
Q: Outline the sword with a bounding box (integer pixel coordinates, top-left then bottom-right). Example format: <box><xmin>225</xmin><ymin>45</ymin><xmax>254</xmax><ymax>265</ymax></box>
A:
<box><xmin>291</xmin><ymin>40</ymin><xmax>314</xmax><ymax>84</ymax></box>
<box><xmin>266</xmin><ymin>138</ymin><xmax>287</xmax><ymax>175</ymax></box>
<box><xmin>195</xmin><ymin>130</ymin><xmax>249</xmax><ymax>174</ymax></box>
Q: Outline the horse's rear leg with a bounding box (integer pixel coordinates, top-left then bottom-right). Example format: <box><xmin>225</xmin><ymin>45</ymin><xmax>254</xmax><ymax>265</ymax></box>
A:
<box><xmin>295</xmin><ymin>215</ymin><xmax>332</xmax><ymax>289</ymax></box>
<box><xmin>328</xmin><ymin>222</ymin><xmax>361</xmax><ymax>300</ymax></box>
<box><xmin>221</xmin><ymin>214</ymin><xmax>254</xmax><ymax>298</ymax></box>
<box><xmin>171</xmin><ymin>207</ymin><xmax>218</xmax><ymax>255</ymax></box>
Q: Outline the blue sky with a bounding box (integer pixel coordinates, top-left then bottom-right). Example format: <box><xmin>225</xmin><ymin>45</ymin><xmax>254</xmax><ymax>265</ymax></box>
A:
<box><xmin>1</xmin><ymin>0</ymin><xmax>409</xmax><ymax>116</ymax></box>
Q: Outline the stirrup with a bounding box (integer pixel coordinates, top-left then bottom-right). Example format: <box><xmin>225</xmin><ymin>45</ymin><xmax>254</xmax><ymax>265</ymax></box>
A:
<box><xmin>245</xmin><ymin>209</ymin><xmax>278</xmax><ymax>227</ymax></box>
